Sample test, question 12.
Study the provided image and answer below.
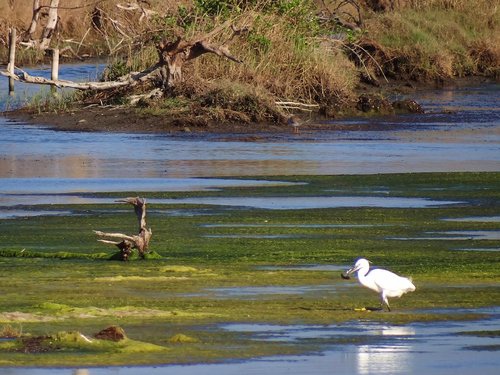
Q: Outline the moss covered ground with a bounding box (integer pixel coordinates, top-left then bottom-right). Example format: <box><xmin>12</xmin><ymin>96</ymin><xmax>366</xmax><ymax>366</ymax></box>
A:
<box><xmin>0</xmin><ymin>172</ymin><xmax>498</xmax><ymax>366</ymax></box>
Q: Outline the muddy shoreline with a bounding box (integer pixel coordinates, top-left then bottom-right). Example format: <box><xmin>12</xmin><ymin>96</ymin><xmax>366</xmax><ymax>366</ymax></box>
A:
<box><xmin>2</xmin><ymin>76</ymin><xmax>496</xmax><ymax>134</ymax></box>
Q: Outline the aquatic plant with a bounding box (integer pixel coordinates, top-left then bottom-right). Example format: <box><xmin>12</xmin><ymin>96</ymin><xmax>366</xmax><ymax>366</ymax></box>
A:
<box><xmin>3</xmin><ymin>1</ymin><xmax>498</xmax><ymax>125</ymax></box>
<box><xmin>0</xmin><ymin>172</ymin><xmax>498</xmax><ymax>366</ymax></box>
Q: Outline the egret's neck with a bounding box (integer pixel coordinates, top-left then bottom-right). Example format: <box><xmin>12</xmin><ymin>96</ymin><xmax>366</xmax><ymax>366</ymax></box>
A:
<box><xmin>356</xmin><ymin>266</ymin><xmax>369</xmax><ymax>279</ymax></box>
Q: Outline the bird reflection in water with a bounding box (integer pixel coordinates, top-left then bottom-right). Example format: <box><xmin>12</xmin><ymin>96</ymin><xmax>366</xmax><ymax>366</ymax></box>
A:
<box><xmin>356</xmin><ymin>325</ymin><xmax>416</xmax><ymax>375</ymax></box>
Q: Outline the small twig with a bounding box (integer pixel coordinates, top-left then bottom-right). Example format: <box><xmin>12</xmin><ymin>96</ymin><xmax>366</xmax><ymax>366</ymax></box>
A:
<box><xmin>275</xmin><ymin>101</ymin><xmax>320</xmax><ymax>108</ymax></box>
<box><xmin>339</xmin><ymin>41</ymin><xmax>376</xmax><ymax>82</ymax></box>
<box><xmin>77</xmin><ymin>27</ymin><xmax>92</xmax><ymax>54</ymax></box>
<box><xmin>350</xmin><ymin>41</ymin><xmax>389</xmax><ymax>82</ymax></box>
<box><xmin>108</xmin><ymin>17</ymin><xmax>131</xmax><ymax>39</ymax></box>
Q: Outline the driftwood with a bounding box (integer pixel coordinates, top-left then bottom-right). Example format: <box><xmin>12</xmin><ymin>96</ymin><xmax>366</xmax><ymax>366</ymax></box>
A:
<box><xmin>1</xmin><ymin>63</ymin><xmax>161</xmax><ymax>90</ymax></box>
<box><xmin>94</xmin><ymin>197</ymin><xmax>152</xmax><ymax>261</ymax></box>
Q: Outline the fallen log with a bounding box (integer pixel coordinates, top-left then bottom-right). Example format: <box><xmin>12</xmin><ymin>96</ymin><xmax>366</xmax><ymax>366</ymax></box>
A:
<box><xmin>0</xmin><ymin>63</ymin><xmax>161</xmax><ymax>91</ymax></box>
<box><xmin>94</xmin><ymin>197</ymin><xmax>152</xmax><ymax>261</ymax></box>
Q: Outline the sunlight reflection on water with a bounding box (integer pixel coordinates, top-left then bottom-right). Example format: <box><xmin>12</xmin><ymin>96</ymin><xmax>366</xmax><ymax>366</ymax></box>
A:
<box><xmin>0</xmin><ymin>194</ymin><xmax>461</xmax><ymax>210</ymax></box>
<box><xmin>6</xmin><ymin>308</ymin><xmax>498</xmax><ymax>375</ymax></box>
<box><xmin>0</xmin><ymin>67</ymin><xmax>499</xmax><ymax>375</ymax></box>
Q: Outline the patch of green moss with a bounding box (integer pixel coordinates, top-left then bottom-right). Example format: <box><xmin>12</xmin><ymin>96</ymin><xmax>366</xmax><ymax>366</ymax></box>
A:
<box><xmin>0</xmin><ymin>172</ymin><xmax>497</xmax><ymax>366</ymax></box>
<box><xmin>37</xmin><ymin>302</ymin><xmax>74</xmax><ymax>313</ymax></box>
<box><xmin>160</xmin><ymin>265</ymin><xmax>199</xmax><ymax>273</ymax></box>
<box><xmin>2</xmin><ymin>330</ymin><xmax>168</xmax><ymax>355</ymax></box>
<box><xmin>168</xmin><ymin>333</ymin><xmax>199</xmax><ymax>344</ymax></box>
<box><xmin>109</xmin><ymin>250</ymin><xmax>163</xmax><ymax>261</ymax></box>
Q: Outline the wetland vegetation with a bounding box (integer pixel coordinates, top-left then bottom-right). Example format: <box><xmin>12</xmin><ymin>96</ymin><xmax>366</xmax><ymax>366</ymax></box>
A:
<box><xmin>2</xmin><ymin>1</ymin><xmax>499</xmax><ymax>129</ymax></box>
<box><xmin>0</xmin><ymin>172</ymin><xmax>498</xmax><ymax>366</ymax></box>
<box><xmin>0</xmin><ymin>0</ymin><xmax>499</xmax><ymax>370</ymax></box>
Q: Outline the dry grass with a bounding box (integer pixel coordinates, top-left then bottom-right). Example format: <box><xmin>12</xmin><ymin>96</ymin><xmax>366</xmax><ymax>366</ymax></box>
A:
<box><xmin>364</xmin><ymin>0</ymin><xmax>499</xmax><ymax>79</ymax></box>
<box><xmin>188</xmin><ymin>9</ymin><xmax>357</xmax><ymax>109</ymax></box>
<box><xmin>1</xmin><ymin>0</ymin><xmax>498</xmax><ymax>119</ymax></box>
<box><xmin>0</xmin><ymin>324</ymin><xmax>22</xmax><ymax>338</ymax></box>
<box><xmin>468</xmin><ymin>35</ymin><xmax>500</xmax><ymax>77</ymax></box>
<box><xmin>97</xmin><ymin>3</ymin><xmax>359</xmax><ymax>114</ymax></box>
<box><xmin>399</xmin><ymin>0</ymin><xmax>491</xmax><ymax>10</ymax></box>
<box><xmin>0</xmin><ymin>0</ymin><xmax>188</xmax><ymax>59</ymax></box>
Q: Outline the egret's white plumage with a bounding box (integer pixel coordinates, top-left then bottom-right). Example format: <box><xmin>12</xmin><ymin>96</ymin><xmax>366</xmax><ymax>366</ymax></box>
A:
<box><xmin>345</xmin><ymin>258</ymin><xmax>415</xmax><ymax>311</ymax></box>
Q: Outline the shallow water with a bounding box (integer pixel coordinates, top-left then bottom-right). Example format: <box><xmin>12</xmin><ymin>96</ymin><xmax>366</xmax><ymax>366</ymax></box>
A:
<box><xmin>0</xmin><ymin>62</ymin><xmax>105</xmax><ymax>111</ymax></box>
<box><xmin>0</xmin><ymin>177</ymin><xmax>298</xmax><ymax>211</ymax></box>
<box><xmin>0</xmin><ymin>209</ymin><xmax>73</xmax><ymax>219</ymax></box>
<box><xmin>454</xmin><ymin>247</ymin><xmax>500</xmax><ymax>252</ymax></box>
<box><xmin>392</xmin><ymin>230</ymin><xmax>500</xmax><ymax>241</ymax></box>
<box><xmin>0</xmin><ymin>193</ymin><xmax>460</xmax><ymax>212</ymax></box>
<box><xmin>0</xmin><ymin>81</ymin><xmax>499</xmax><ymax>211</ymax></box>
<box><xmin>1</xmin><ymin>82</ymin><xmax>500</xmax><ymax>180</ymax></box>
<box><xmin>1</xmin><ymin>120</ymin><xmax>498</xmax><ymax>179</ymax></box>
<box><xmin>199</xmin><ymin>284</ymin><xmax>350</xmax><ymax>299</ymax></box>
<box><xmin>4</xmin><ymin>307</ymin><xmax>499</xmax><ymax>375</ymax></box>
<box><xmin>0</xmin><ymin>177</ymin><xmax>298</xmax><ymax>194</ymax></box>
<box><xmin>0</xmin><ymin>67</ymin><xmax>499</xmax><ymax>374</ymax></box>
<box><xmin>143</xmin><ymin>196</ymin><xmax>461</xmax><ymax>210</ymax></box>
<box><xmin>443</xmin><ymin>216</ymin><xmax>500</xmax><ymax>222</ymax></box>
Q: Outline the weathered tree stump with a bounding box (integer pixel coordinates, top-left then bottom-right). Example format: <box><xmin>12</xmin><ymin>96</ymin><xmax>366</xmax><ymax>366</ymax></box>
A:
<box><xmin>94</xmin><ymin>197</ymin><xmax>152</xmax><ymax>261</ymax></box>
<box><xmin>156</xmin><ymin>28</ymin><xmax>244</xmax><ymax>89</ymax></box>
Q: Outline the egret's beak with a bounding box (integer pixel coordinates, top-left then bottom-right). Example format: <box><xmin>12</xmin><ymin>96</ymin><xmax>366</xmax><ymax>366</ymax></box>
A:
<box><xmin>345</xmin><ymin>264</ymin><xmax>360</xmax><ymax>276</ymax></box>
<box><xmin>341</xmin><ymin>264</ymin><xmax>358</xmax><ymax>280</ymax></box>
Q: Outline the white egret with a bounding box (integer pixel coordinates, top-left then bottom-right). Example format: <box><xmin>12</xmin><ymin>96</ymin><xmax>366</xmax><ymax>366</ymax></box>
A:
<box><xmin>342</xmin><ymin>258</ymin><xmax>415</xmax><ymax>311</ymax></box>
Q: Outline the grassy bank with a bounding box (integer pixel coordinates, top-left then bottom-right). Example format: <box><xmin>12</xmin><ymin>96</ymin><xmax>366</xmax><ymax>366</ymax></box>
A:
<box><xmin>366</xmin><ymin>0</ymin><xmax>500</xmax><ymax>80</ymax></box>
<box><xmin>0</xmin><ymin>172</ymin><xmax>498</xmax><ymax>366</ymax></box>
<box><xmin>1</xmin><ymin>1</ymin><xmax>498</xmax><ymax>126</ymax></box>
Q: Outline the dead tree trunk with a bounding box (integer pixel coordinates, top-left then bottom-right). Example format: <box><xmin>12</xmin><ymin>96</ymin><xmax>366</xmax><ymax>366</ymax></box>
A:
<box><xmin>40</xmin><ymin>0</ymin><xmax>60</xmax><ymax>50</ymax></box>
<box><xmin>22</xmin><ymin>0</ymin><xmax>60</xmax><ymax>50</ymax></box>
<box><xmin>26</xmin><ymin>0</ymin><xmax>41</xmax><ymax>41</ymax></box>
<box><xmin>94</xmin><ymin>197</ymin><xmax>152</xmax><ymax>261</ymax></box>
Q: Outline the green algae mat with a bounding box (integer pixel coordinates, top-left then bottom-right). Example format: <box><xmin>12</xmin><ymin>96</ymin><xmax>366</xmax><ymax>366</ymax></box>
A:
<box><xmin>0</xmin><ymin>172</ymin><xmax>498</xmax><ymax>366</ymax></box>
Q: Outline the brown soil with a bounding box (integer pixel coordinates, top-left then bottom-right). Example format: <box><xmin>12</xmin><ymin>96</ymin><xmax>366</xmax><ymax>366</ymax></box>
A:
<box><xmin>4</xmin><ymin>76</ymin><xmax>493</xmax><ymax>135</ymax></box>
<box><xmin>8</xmin><ymin>106</ymin><xmax>288</xmax><ymax>134</ymax></box>
<box><xmin>18</xmin><ymin>336</ymin><xmax>51</xmax><ymax>353</ymax></box>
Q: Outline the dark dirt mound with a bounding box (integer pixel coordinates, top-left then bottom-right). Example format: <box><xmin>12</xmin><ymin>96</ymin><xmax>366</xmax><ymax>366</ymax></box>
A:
<box><xmin>94</xmin><ymin>325</ymin><xmax>127</xmax><ymax>341</ymax></box>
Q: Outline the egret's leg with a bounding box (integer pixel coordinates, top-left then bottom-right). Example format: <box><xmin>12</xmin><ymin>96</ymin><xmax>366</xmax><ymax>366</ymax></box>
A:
<box><xmin>381</xmin><ymin>293</ymin><xmax>391</xmax><ymax>312</ymax></box>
